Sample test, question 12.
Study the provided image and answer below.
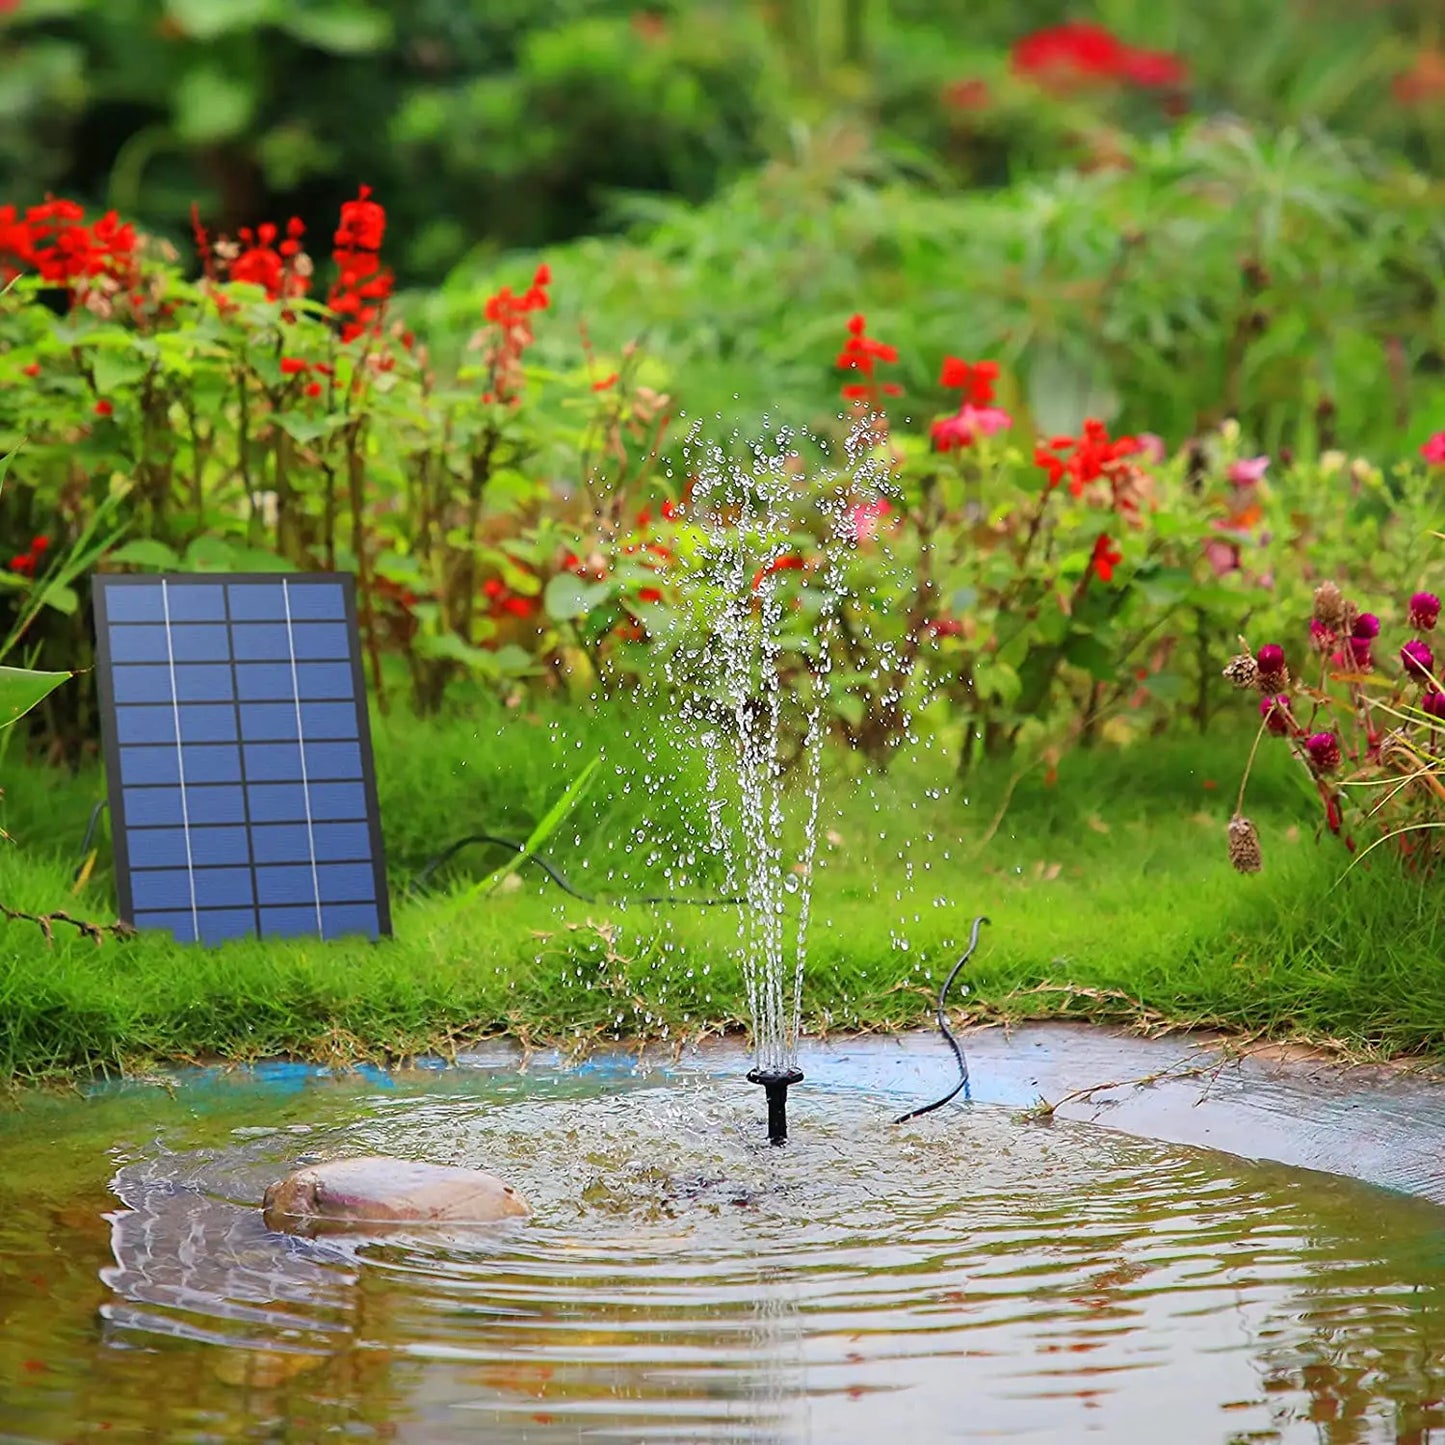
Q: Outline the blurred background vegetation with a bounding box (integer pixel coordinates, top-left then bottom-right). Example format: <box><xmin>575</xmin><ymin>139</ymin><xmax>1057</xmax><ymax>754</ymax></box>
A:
<box><xmin>8</xmin><ymin>0</ymin><xmax>1445</xmax><ymax>453</ymax></box>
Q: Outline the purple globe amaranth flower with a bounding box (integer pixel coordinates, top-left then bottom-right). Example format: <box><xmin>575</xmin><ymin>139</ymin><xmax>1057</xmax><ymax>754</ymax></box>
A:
<box><xmin>1422</xmin><ymin>690</ymin><xmax>1445</xmax><ymax>721</ymax></box>
<box><xmin>1305</xmin><ymin>731</ymin><xmax>1342</xmax><ymax>774</ymax></box>
<box><xmin>1259</xmin><ymin>694</ymin><xmax>1292</xmax><ymax>735</ymax></box>
<box><xmin>1402</xmin><ymin>638</ymin><xmax>1436</xmax><ymax>680</ymax></box>
<box><xmin>1309</xmin><ymin>618</ymin><xmax>1336</xmax><ymax>654</ymax></box>
<box><xmin>1409</xmin><ymin>591</ymin><xmax>1441</xmax><ymax>631</ymax></box>
<box><xmin>1351</xmin><ymin>612</ymin><xmax>1380</xmax><ymax>640</ymax></box>
<box><xmin>1255</xmin><ymin>643</ymin><xmax>1288</xmax><ymax>690</ymax></box>
<box><xmin>1348</xmin><ymin>635</ymin><xmax>1373</xmax><ymax>669</ymax></box>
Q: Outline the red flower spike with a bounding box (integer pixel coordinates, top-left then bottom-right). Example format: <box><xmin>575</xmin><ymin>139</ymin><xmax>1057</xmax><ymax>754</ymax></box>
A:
<box><xmin>94</xmin><ymin>399</ymin><xmax>113</xmax><ymax>417</ymax></box>
<box><xmin>279</xmin><ymin>357</ymin><xmax>308</xmax><ymax>376</ymax></box>
<box><xmin>1090</xmin><ymin>533</ymin><xmax>1123</xmax><ymax>584</ymax></box>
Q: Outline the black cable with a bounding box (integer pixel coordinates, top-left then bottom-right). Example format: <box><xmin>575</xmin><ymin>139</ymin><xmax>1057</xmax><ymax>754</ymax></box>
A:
<box><xmin>406</xmin><ymin>832</ymin><xmax>745</xmax><ymax>908</ymax></box>
<box><xmin>893</xmin><ymin>914</ymin><xmax>990</xmax><ymax>1125</ymax></box>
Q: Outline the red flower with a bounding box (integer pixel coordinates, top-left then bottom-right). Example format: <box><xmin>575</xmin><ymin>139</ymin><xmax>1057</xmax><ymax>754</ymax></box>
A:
<box><xmin>938</xmin><ymin>356</ymin><xmax>998</xmax><ymax>405</ymax></box>
<box><xmin>280</xmin><ymin>357</ymin><xmax>308</xmax><ymax>376</ymax></box>
<box><xmin>932</xmin><ymin>403</ymin><xmax>1012</xmax><ymax>452</ymax></box>
<box><xmin>836</xmin><ymin>313</ymin><xmax>902</xmax><ymax>407</ymax></box>
<box><xmin>305</xmin><ymin>381</ymin><xmax>323</xmax><ymax>399</ymax></box>
<box><xmin>1012</xmin><ymin>22</ymin><xmax>1187</xmax><ymax>91</ymax></box>
<box><xmin>21</xmin><ymin>361</ymin><xmax>39</xmax><ymax>378</ymax></box>
<box><xmin>942</xmin><ymin>78</ymin><xmax>992</xmax><ymax>112</ymax></box>
<box><xmin>501</xmin><ymin>595</ymin><xmax>538</xmax><ymax>618</ymax></box>
<box><xmin>481</xmin><ymin>263</ymin><xmax>552</xmax><ymax>403</ymax></box>
<box><xmin>31</xmin><ymin>535</ymin><xmax>48</xmax><ymax>553</ymax></box>
<box><xmin>329</xmin><ymin>186</ymin><xmax>393</xmax><ymax>343</ymax></box>
<box><xmin>637</xmin><ymin>587</ymin><xmax>664</xmax><ymax>604</ymax></box>
<box><xmin>1393</xmin><ymin>50</ymin><xmax>1445</xmax><ymax>107</ymax></box>
<box><xmin>1089</xmin><ymin>533</ymin><xmax>1123</xmax><ymax>584</ymax></box>
<box><xmin>94</xmin><ymin>399</ymin><xmax>113</xmax><ymax>417</ymax></box>
<box><xmin>1036</xmin><ymin>418</ymin><xmax>1139</xmax><ymax>497</ymax></box>
<box><xmin>482</xmin><ymin>578</ymin><xmax>506</xmax><ymax>599</ymax></box>
<box><xmin>660</xmin><ymin>499</ymin><xmax>680</xmax><ymax>521</ymax></box>
<box><xmin>751</xmin><ymin>554</ymin><xmax>806</xmax><ymax>593</ymax></box>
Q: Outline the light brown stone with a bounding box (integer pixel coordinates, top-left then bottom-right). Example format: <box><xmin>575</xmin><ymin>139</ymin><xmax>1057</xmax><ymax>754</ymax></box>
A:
<box><xmin>262</xmin><ymin>1156</ymin><xmax>530</xmax><ymax>1236</ymax></box>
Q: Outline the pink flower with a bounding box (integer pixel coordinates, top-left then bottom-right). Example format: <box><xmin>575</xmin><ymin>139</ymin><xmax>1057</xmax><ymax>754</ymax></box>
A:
<box><xmin>930</xmin><ymin>403</ymin><xmax>1013</xmax><ymax>452</ymax></box>
<box><xmin>1421</xmin><ymin>432</ymin><xmax>1445</xmax><ymax>466</ymax></box>
<box><xmin>1203</xmin><ymin>538</ymin><xmax>1239</xmax><ymax>577</ymax></box>
<box><xmin>1136</xmin><ymin>432</ymin><xmax>1166</xmax><ymax>464</ymax></box>
<box><xmin>1422</xmin><ymin>691</ymin><xmax>1445</xmax><ymax>721</ymax></box>
<box><xmin>1227</xmin><ymin>455</ymin><xmax>1269</xmax><ymax>486</ymax></box>
<box><xmin>1409</xmin><ymin>591</ymin><xmax>1440</xmax><ymax>631</ymax></box>
<box><xmin>1402</xmin><ymin>639</ymin><xmax>1436</xmax><ymax>680</ymax></box>
<box><xmin>850</xmin><ymin>497</ymin><xmax>892</xmax><ymax>542</ymax></box>
<box><xmin>1259</xmin><ymin>694</ymin><xmax>1292</xmax><ymax>736</ymax></box>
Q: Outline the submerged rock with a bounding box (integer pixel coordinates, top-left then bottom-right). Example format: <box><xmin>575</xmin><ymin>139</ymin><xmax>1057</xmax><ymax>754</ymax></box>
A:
<box><xmin>262</xmin><ymin>1156</ymin><xmax>530</xmax><ymax>1236</ymax></box>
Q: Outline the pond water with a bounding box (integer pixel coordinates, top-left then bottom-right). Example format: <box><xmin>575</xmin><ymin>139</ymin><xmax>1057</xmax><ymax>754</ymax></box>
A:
<box><xmin>4</xmin><ymin>1045</ymin><xmax>1445</xmax><ymax>1443</ymax></box>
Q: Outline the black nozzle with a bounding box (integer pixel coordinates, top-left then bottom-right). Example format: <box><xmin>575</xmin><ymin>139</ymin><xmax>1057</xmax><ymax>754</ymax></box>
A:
<box><xmin>747</xmin><ymin>1067</ymin><xmax>804</xmax><ymax>1145</ymax></box>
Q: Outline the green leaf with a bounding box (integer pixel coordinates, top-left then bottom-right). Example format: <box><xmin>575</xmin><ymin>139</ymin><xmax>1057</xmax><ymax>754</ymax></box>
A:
<box><xmin>471</xmin><ymin>756</ymin><xmax>602</xmax><ymax>899</ymax></box>
<box><xmin>91</xmin><ymin>348</ymin><xmax>148</xmax><ymax>396</ymax></box>
<box><xmin>544</xmin><ymin>571</ymin><xmax>612</xmax><ymax>622</ymax></box>
<box><xmin>0</xmin><ymin>666</ymin><xmax>71</xmax><ymax>730</ymax></box>
<box><xmin>35</xmin><ymin>582</ymin><xmax>78</xmax><ymax>617</ymax></box>
<box><xmin>278</xmin><ymin>8</ymin><xmax>391</xmax><ymax>53</ymax></box>
<box><xmin>274</xmin><ymin>411</ymin><xmax>349</xmax><ymax>445</ymax></box>
<box><xmin>164</xmin><ymin>0</ymin><xmax>272</xmax><ymax>40</ymax></box>
<box><xmin>1062</xmin><ymin>632</ymin><xmax>1117</xmax><ymax>681</ymax></box>
<box><xmin>973</xmin><ymin>659</ymin><xmax>1021</xmax><ymax>706</ymax></box>
<box><xmin>107</xmin><ymin>539</ymin><xmax>182</xmax><ymax>570</ymax></box>
<box><xmin>174</xmin><ymin>66</ymin><xmax>257</xmax><ymax>144</ymax></box>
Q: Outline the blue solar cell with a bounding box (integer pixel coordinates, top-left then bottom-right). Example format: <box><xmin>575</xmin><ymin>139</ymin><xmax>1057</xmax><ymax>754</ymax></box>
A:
<box><xmin>259</xmin><ymin>905</ymin><xmax>324</xmax><ymax>938</ymax></box>
<box><xmin>111</xmin><ymin>665</ymin><xmax>173</xmax><ymax>703</ymax></box>
<box><xmin>316</xmin><ymin>863</ymin><xmax>375</xmax><ymax>904</ymax></box>
<box><xmin>130</xmin><ymin>870</ymin><xmax>198</xmax><ymax>912</ymax></box>
<box><xmin>312</xmin><ymin>822</ymin><xmax>371</xmax><ymax>858</ymax></box>
<box><xmin>184</xmin><ymin>785</ymin><xmax>249</xmax><ymax>825</ymax></box>
<box><xmin>255</xmin><ymin>865</ymin><xmax>320</xmax><ymax>906</ymax></box>
<box><xmin>307</xmin><ymin>782</ymin><xmax>368</xmax><ymax>820</ymax></box>
<box><xmin>284</xmin><ymin>583</ymin><xmax>346</xmax><ymax>620</ymax></box>
<box><xmin>110</xmin><ymin>626</ymin><xmax>173</xmax><ymax>663</ymax></box>
<box><xmin>185</xmin><ymin>827</ymin><xmax>252</xmax><ymax>867</ymax></box>
<box><xmin>245</xmin><ymin>784</ymin><xmax>310</xmax><ymax>823</ymax></box>
<box><xmin>176</xmin><ymin>706</ymin><xmax>238</xmax><ymax>744</ymax></box>
<box><xmin>167</xmin><ymin>625</ymin><xmax>232</xmax><ymax>663</ymax></box>
<box><xmin>303</xmin><ymin>740</ymin><xmax>363</xmax><ymax>779</ymax></box>
<box><xmin>299</xmin><ymin>703</ymin><xmax>359</xmax><ymax>739</ymax></box>
<box><xmin>289</xmin><ymin>622</ymin><xmax>351</xmax><ymax>660</ymax></box>
<box><xmin>321</xmin><ymin>904</ymin><xmax>380</xmax><ymax>938</ymax></box>
<box><xmin>192</xmin><ymin>868</ymin><xmax>257</xmax><ymax>910</ymax></box>
<box><xmin>119</xmin><ymin>747</ymin><xmax>181</xmax><ymax>786</ymax></box>
<box><xmin>178</xmin><ymin>745</ymin><xmax>243</xmax><ymax>785</ymax></box>
<box><xmin>226</xmin><ymin>586</ymin><xmax>289</xmax><ymax>621</ymax></box>
<box><xmin>161</xmin><ymin>584</ymin><xmax>228</xmax><ymax>622</ymax></box>
<box><xmin>96</xmin><ymin>573</ymin><xmax>389</xmax><ymax>947</ymax></box>
<box><xmin>122</xmin><ymin>787</ymin><xmax>186</xmax><ymax>827</ymax></box>
<box><xmin>238</xmin><ymin>703</ymin><xmax>300</xmax><ymax>741</ymax></box>
<box><xmin>243</xmin><ymin>742</ymin><xmax>304</xmax><ymax>782</ymax></box>
<box><xmin>230</xmin><ymin>624</ymin><xmax>295</xmax><ymax>662</ymax></box>
<box><xmin>296</xmin><ymin>662</ymin><xmax>355</xmax><ymax>699</ymax></box>
<box><xmin>116</xmin><ymin>707</ymin><xmax>178</xmax><ymax>745</ymax></box>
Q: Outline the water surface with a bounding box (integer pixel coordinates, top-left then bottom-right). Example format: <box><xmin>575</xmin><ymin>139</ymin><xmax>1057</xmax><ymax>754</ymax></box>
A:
<box><xmin>3</xmin><ymin>1052</ymin><xmax>1445</xmax><ymax>1443</ymax></box>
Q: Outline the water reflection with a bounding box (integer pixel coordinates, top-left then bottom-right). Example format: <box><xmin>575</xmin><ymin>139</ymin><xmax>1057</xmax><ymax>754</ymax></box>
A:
<box><xmin>5</xmin><ymin>1063</ymin><xmax>1445</xmax><ymax>1441</ymax></box>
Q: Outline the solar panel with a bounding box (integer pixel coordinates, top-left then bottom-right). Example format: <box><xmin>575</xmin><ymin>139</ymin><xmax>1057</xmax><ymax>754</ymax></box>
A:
<box><xmin>92</xmin><ymin>573</ymin><xmax>392</xmax><ymax>945</ymax></box>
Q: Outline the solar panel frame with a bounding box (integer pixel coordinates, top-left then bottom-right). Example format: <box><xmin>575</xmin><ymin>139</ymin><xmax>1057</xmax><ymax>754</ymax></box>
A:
<box><xmin>93</xmin><ymin>572</ymin><xmax>392</xmax><ymax>945</ymax></box>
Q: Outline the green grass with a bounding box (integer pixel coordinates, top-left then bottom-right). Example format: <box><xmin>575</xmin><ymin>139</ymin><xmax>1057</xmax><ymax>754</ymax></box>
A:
<box><xmin>1</xmin><ymin>700</ymin><xmax>1441</xmax><ymax>1084</ymax></box>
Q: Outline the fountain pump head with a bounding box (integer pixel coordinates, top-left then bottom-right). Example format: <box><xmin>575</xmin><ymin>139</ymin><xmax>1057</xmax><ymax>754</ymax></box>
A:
<box><xmin>747</xmin><ymin>1068</ymin><xmax>804</xmax><ymax>1145</ymax></box>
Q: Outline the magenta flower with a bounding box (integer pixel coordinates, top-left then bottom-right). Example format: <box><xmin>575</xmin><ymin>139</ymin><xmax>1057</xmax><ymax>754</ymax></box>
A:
<box><xmin>1255</xmin><ymin>644</ymin><xmax>1287</xmax><ymax>689</ymax></box>
<box><xmin>1227</xmin><ymin>455</ymin><xmax>1269</xmax><ymax>486</ymax></box>
<box><xmin>1136</xmin><ymin>432</ymin><xmax>1166</xmax><ymax>464</ymax></box>
<box><xmin>930</xmin><ymin>404</ymin><xmax>1013</xmax><ymax>453</ymax></box>
<box><xmin>1259</xmin><ymin>694</ymin><xmax>1292</xmax><ymax>736</ymax></box>
<box><xmin>1422</xmin><ymin>690</ymin><xmax>1445</xmax><ymax>721</ymax></box>
<box><xmin>1421</xmin><ymin>432</ymin><xmax>1445</xmax><ymax>466</ymax></box>
<box><xmin>1402</xmin><ymin>638</ymin><xmax>1436</xmax><ymax>679</ymax></box>
<box><xmin>1409</xmin><ymin>591</ymin><xmax>1440</xmax><ymax>631</ymax></box>
<box><xmin>1309</xmin><ymin>618</ymin><xmax>1336</xmax><ymax>654</ymax></box>
<box><xmin>1305</xmin><ymin>731</ymin><xmax>1342</xmax><ymax>774</ymax></box>
<box><xmin>1351</xmin><ymin>612</ymin><xmax>1380</xmax><ymax>640</ymax></box>
<box><xmin>1348</xmin><ymin>635</ymin><xmax>1373</xmax><ymax>669</ymax></box>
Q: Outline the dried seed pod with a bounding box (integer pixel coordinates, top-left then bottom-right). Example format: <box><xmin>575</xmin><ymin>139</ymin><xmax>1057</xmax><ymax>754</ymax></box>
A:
<box><xmin>1312</xmin><ymin>581</ymin><xmax>1346</xmax><ymax>631</ymax></box>
<box><xmin>1227</xmin><ymin>814</ymin><xmax>1262</xmax><ymax>874</ymax></box>
<box><xmin>1222</xmin><ymin>653</ymin><xmax>1260</xmax><ymax>690</ymax></box>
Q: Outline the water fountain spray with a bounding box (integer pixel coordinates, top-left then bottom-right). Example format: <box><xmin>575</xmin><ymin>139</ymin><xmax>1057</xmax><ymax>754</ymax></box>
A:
<box><xmin>665</xmin><ymin>421</ymin><xmax>894</xmax><ymax>1145</ymax></box>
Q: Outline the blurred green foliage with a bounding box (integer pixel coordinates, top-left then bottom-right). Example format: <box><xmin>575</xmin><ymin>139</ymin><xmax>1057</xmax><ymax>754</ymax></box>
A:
<box><xmin>8</xmin><ymin>0</ymin><xmax>1445</xmax><ymax>285</ymax></box>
